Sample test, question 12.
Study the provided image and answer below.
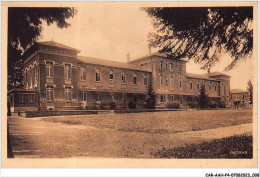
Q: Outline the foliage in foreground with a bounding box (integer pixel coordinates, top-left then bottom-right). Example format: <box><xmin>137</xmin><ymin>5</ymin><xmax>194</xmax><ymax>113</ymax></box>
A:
<box><xmin>144</xmin><ymin>7</ymin><xmax>253</xmax><ymax>70</ymax></box>
<box><xmin>153</xmin><ymin>134</ymin><xmax>252</xmax><ymax>159</ymax></box>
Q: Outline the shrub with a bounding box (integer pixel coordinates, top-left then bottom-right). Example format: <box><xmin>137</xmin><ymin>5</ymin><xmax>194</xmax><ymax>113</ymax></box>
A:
<box><xmin>188</xmin><ymin>102</ymin><xmax>200</xmax><ymax>108</ymax></box>
<box><xmin>128</xmin><ymin>101</ymin><xmax>136</xmax><ymax>109</ymax></box>
<box><xmin>209</xmin><ymin>101</ymin><xmax>217</xmax><ymax>108</ymax></box>
<box><xmin>109</xmin><ymin>101</ymin><xmax>117</xmax><ymax>110</ymax></box>
<box><xmin>166</xmin><ymin>103</ymin><xmax>180</xmax><ymax>109</ymax></box>
<box><xmin>218</xmin><ymin>101</ymin><xmax>226</xmax><ymax>108</ymax></box>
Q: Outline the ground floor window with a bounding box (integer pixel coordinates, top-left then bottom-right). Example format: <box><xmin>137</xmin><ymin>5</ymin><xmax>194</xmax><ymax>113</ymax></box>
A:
<box><xmin>111</xmin><ymin>93</ymin><xmax>115</xmax><ymax>101</ymax></box>
<box><xmin>160</xmin><ymin>95</ymin><xmax>166</xmax><ymax>103</ymax></box>
<box><xmin>170</xmin><ymin>95</ymin><xmax>174</xmax><ymax>102</ymax></box>
<box><xmin>96</xmin><ymin>92</ymin><xmax>101</xmax><ymax>101</ymax></box>
<box><xmin>19</xmin><ymin>94</ymin><xmax>25</xmax><ymax>102</ymax></box>
<box><xmin>46</xmin><ymin>86</ymin><xmax>54</xmax><ymax>101</ymax></box>
<box><xmin>28</xmin><ymin>94</ymin><xmax>34</xmax><ymax>102</ymax></box>
<box><xmin>134</xmin><ymin>95</ymin><xmax>138</xmax><ymax>102</ymax></box>
<box><xmin>81</xmin><ymin>91</ymin><xmax>87</xmax><ymax>101</ymax></box>
<box><xmin>122</xmin><ymin>93</ymin><xmax>126</xmax><ymax>102</ymax></box>
<box><xmin>65</xmin><ymin>87</ymin><xmax>72</xmax><ymax>101</ymax></box>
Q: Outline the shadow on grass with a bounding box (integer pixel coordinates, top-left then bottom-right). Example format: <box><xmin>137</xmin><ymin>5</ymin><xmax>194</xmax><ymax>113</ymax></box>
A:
<box><xmin>153</xmin><ymin>133</ymin><xmax>253</xmax><ymax>159</ymax></box>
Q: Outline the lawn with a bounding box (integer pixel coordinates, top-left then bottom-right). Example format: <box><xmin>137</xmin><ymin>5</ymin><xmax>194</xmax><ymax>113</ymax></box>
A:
<box><xmin>153</xmin><ymin>133</ymin><xmax>253</xmax><ymax>158</ymax></box>
<box><xmin>42</xmin><ymin>109</ymin><xmax>252</xmax><ymax>134</ymax></box>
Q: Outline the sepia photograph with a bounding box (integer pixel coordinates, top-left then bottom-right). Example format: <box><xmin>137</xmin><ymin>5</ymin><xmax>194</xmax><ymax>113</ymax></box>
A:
<box><xmin>1</xmin><ymin>1</ymin><xmax>258</xmax><ymax>170</ymax></box>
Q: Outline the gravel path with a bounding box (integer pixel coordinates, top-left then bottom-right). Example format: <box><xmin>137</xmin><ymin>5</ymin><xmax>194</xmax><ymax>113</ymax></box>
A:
<box><xmin>8</xmin><ymin>116</ymin><xmax>252</xmax><ymax>158</ymax></box>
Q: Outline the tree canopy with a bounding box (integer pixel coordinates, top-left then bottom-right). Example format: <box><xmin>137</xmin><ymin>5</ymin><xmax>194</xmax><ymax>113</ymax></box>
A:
<box><xmin>8</xmin><ymin>7</ymin><xmax>77</xmax><ymax>90</ymax></box>
<box><xmin>247</xmin><ymin>80</ymin><xmax>253</xmax><ymax>105</ymax></box>
<box><xmin>143</xmin><ymin>7</ymin><xmax>253</xmax><ymax>70</ymax></box>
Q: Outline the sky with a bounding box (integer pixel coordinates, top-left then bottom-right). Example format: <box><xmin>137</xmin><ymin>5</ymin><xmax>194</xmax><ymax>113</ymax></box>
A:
<box><xmin>39</xmin><ymin>4</ymin><xmax>254</xmax><ymax>90</ymax></box>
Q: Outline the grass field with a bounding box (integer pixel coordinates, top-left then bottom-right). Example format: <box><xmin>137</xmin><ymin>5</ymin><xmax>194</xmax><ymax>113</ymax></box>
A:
<box><xmin>153</xmin><ymin>133</ymin><xmax>253</xmax><ymax>158</ymax></box>
<box><xmin>42</xmin><ymin>109</ymin><xmax>252</xmax><ymax>134</ymax></box>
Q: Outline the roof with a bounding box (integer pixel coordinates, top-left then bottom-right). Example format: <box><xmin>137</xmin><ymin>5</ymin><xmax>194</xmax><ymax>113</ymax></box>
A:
<box><xmin>36</xmin><ymin>41</ymin><xmax>81</xmax><ymax>53</ymax></box>
<box><xmin>186</xmin><ymin>73</ymin><xmax>219</xmax><ymax>81</ymax></box>
<box><xmin>130</xmin><ymin>52</ymin><xmax>189</xmax><ymax>63</ymax></box>
<box><xmin>77</xmin><ymin>56</ymin><xmax>151</xmax><ymax>72</ymax></box>
<box><xmin>209</xmin><ymin>72</ymin><xmax>230</xmax><ymax>77</ymax></box>
<box><xmin>230</xmin><ymin>89</ymin><xmax>249</xmax><ymax>94</ymax></box>
<box><xmin>8</xmin><ymin>88</ymin><xmax>37</xmax><ymax>94</ymax></box>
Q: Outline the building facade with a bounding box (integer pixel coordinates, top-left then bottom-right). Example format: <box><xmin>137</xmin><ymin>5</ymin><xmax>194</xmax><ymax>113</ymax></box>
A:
<box><xmin>9</xmin><ymin>41</ymin><xmax>231</xmax><ymax>112</ymax></box>
<box><xmin>229</xmin><ymin>89</ymin><xmax>250</xmax><ymax>108</ymax></box>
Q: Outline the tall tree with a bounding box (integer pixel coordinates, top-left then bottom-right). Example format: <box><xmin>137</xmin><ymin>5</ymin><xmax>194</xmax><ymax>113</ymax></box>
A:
<box><xmin>143</xmin><ymin>7</ymin><xmax>253</xmax><ymax>70</ymax></box>
<box><xmin>8</xmin><ymin>7</ymin><xmax>77</xmax><ymax>90</ymax></box>
<box><xmin>198</xmin><ymin>85</ymin><xmax>208</xmax><ymax>108</ymax></box>
<box><xmin>247</xmin><ymin>80</ymin><xmax>253</xmax><ymax>105</ymax></box>
<box><xmin>146</xmin><ymin>82</ymin><xmax>156</xmax><ymax>109</ymax></box>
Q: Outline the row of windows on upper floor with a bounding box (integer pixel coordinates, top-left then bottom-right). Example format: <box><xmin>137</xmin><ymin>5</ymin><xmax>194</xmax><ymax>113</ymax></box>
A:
<box><xmin>45</xmin><ymin>62</ymin><xmax>149</xmax><ymax>86</ymax></box>
<box><xmin>159</xmin><ymin>61</ymin><xmax>183</xmax><ymax>73</ymax></box>
<box><xmin>159</xmin><ymin>74</ymin><xmax>226</xmax><ymax>92</ymax></box>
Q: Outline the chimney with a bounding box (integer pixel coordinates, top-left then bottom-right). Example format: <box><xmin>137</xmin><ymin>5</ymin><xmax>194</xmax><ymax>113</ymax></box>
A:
<box><xmin>207</xmin><ymin>68</ymin><xmax>211</xmax><ymax>76</ymax></box>
<box><xmin>127</xmin><ymin>54</ymin><xmax>130</xmax><ymax>63</ymax></box>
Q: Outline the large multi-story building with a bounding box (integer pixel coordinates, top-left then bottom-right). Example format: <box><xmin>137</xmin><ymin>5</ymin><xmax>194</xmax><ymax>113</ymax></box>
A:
<box><xmin>8</xmin><ymin>41</ymin><xmax>231</xmax><ymax>112</ymax></box>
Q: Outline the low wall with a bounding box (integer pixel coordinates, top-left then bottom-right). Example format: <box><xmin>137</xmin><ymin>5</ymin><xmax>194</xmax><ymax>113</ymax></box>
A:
<box><xmin>21</xmin><ymin>110</ymin><xmax>99</xmax><ymax>118</ymax></box>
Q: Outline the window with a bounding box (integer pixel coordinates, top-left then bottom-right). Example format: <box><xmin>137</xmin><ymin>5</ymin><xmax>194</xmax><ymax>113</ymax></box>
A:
<box><xmin>109</xmin><ymin>71</ymin><xmax>114</xmax><ymax>83</ymax></box>
<box><xmin>19</xmin><ymin>94</ymin><xmax>25</xmax><ymax>102</ymax></box>
<box><xmin>46</xmin><ymin>61</ymin><xmax>54</xmax><ymax>78</ymax></box>
<box><xmin>144</xmin><ymin>74</ymin><xmax>148</xmax><ymax>86</ymax></box>
<box><xmin>170</xmin><ymin>75</ymin><xmax>174</xmax><ymax>88</ymax></box>
<box><xmin>215</xmin><ymin>84</ymin><xmax>217</xmax><ymax>91</ymax></box>
<box><xmin>160</xmin><ymin>61</ymin><xmax>163</xmax><ymax>70</ymax></box>
<box><xmin>122</xmin><ymin>93</ymin><xmax>126</xmax><ymax>102</ymax></box>
<box><xmin>97</xmin><ymin>92</ymin><xmax>101</xmax><ymax>101</ymax></box>
<box><xmin>133</xmin><ymin>73</ymin><xmax>137</xmax><ymax>85</ymax></box>
<box><xmin>179</xmin><ymin>76</ymin><xmax>182</xmax><ymax>88</ymax></box>
<box><xmin>28</xmin><ymin>94</ymin><xmax>34</xmax><ymax>102</ymax></box>
<box><xmin>160</xmin><ymin>74</ymin><xmax>163</xmax><ymax>86</ymax></box>
<box><xmin>65</xmin><ymin>87</ymin><xmax>72</xmax><ymax>101</ymax></box>
<box><xmin>190</xmin><ymin>81</ymin><xmax>193</xmax><ymax>90</ymax></box>
<box><xmin>170</xmin><ymin>63</ymin><xmax>174</xmax><ymax>71</ymax></box>
<box><xmin>46</xmin><ymin>86</ymin><xmax>54</xmax><ymax>101</ymax></box>
<box><xmin>165</xmin><ymin>77</ymin><xmax>168</xmax><ymax>86</ymax></box>
<box><xmin>242</xmin><ymin>94</ymin><xmax>245</xmax><ymax>99</ymax></box>
<box><xmin>170</xmin><ymin>95</ymin><xmax>174</xmax><ymax>102</ymax></box>
<box><xmin>122</xmin><ymin>72</ymin><xmax>126</xmax><ymax>84</ymax></box>
<box><xmin>209</xmin><ymin>82</ymin><xmax>212</xmax><ymax>91</ymax></box>
<box><xmin>179</xmin><ymin>65</ymin><xmax>182</xmax><ymax>73</ymax></box>
<box><xmin>96</xmin><ymin>69</ymin><xmax>101</xmax><ymax>82</ymax></box>
<box><xmin>197</xmin><ymin>81</ymin><xmax>200</xmax><ymax>90</ymax></box>
<box><xmin>134</xmin><ymin>95</ymin><xmax>138</xmax><ymax>102</ymax></box>
<box><xmin>65</xmin><ymin>64</ymin><xmax>71</xmax><ymax>79</ymax></box>
<box><xmin>30</xmin><ymin>80</ymin><xmax>33</xmax><ymax>89</ymax></box>
<box><xmin>230</xmin><ymin>95</ymin><xmax>232</xmax><ymax>99</ymax></box>
<box><xmin>111</xmin><ymin>93</ymin><xmax>115</xmax><ymax>101</ymax></box>
<box><xmin>81</xmin><ymin>67</ymin><xmax>86</xmax><ymax>81</ymax></box>
<box><xmin>165</xmin><ymin>63</ymin><xmax>168</xmax><ymax>70</ymax></box>
<box><xmin>35</xmin><ymin>66</ymin><xmax>38</xmax><ymax>80</ymax></box>
<box><xmin>81</xmin><ymin>91</ymin><xmax>87</xmax><ymax>101</ymax></box>
<box><xmin>160</xmin><ymin>95</ymin><xmax>166</xmax><ymax>103</ymax></box>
